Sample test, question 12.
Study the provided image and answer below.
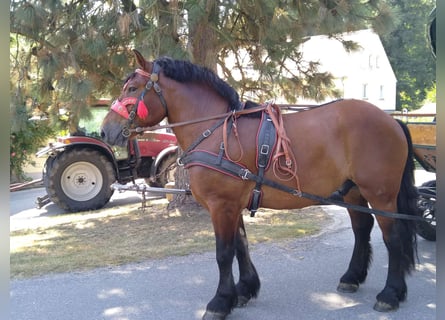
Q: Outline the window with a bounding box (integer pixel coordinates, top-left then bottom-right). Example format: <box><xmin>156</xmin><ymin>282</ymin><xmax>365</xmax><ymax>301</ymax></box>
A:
<box><xmin>362</xmin><ymin>84</ymin><xmax>368</xmax><ymax>99</ymax></box>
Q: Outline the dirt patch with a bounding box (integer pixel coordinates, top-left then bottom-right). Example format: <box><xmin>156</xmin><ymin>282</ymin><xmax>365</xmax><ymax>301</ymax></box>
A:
<box><xmin>10</xmin><ymin>200</ymin><xmax>331</xmax><ymax>279</ymax></box>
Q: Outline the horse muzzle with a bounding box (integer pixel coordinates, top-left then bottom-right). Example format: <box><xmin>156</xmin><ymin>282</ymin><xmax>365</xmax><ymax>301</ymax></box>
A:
<box><xmin>110</xmin><ymin>98</ymin><xmax>149</xmax><ymax>120</ymax></box>
<box><xmin>100</xmin><ymin>121</ymin><xmax>129</xmax><ymax>147</ymax></box>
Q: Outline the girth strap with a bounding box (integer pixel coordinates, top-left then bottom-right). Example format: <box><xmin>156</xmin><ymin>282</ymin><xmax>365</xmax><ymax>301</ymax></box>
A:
<box><xmin>249</xmin><ymin>111</ymin><xmax>277</xmax><ymax>216</ymax></box>
<box><xmin>181</xmin><ymin>150</ymin><xmax>249</xmax><ymax>180</ymax></box>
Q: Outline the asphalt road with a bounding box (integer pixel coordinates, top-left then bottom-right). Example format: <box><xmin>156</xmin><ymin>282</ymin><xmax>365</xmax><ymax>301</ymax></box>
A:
<box><xmin>9</xmin><ymin>180</ymin><xmax>161</xmax><ymax>217</ymax></box>
<box><xmin>10</xmin><ymin>206</ymin><xmax>436</xmax><ymax>320</ymax></box>
<box><xmin>10</xmin><ymin>171</ymin><xmax>436</xmax><ymax>320</ymax></box>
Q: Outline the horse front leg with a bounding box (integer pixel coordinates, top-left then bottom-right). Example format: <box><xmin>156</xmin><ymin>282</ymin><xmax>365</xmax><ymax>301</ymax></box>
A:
<box><xmin>337</xmin><ymin>193</ymin><xmax>374</xmax><ymax>293</ymax></box>
<box><xmin>234</xmin><ymin>215</ymin><xmax>260</xmax><ymax>306</ymax></box>
<box><xmin>202</xmin><ymin>206</ymin><xmax>240</xmax><ymax>320</ymax></box>
<box><xmin>337</xmin><ymin>209</ymin><xmax>374</xmax><ymax>293</ymax></box>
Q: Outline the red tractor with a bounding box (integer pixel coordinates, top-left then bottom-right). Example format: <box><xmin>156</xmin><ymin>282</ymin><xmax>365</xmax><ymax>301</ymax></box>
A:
<box><xmin>36</xmin><ymin>100</ymin><xmax>178</xmax><ymax>212</ymax></box>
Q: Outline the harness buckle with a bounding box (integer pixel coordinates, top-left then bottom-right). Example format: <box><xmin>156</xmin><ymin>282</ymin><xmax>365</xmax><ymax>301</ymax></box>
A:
<box><xmin>154</xmin><ymin>83</ymin><xmax>162</xmax><ymax>93</ymax></box>
<box><xmin>202</xmin><ymin>129</ymin><xmax>212</xmax><ymax>137</ymax></box>
<box><xmin>260</xmin><ymin>144</ymin><xmax>270</xmax><ymax>155</ymax></box>
<box><xmin>239</xmin><ymin>168</ymin><xmax>251</xmax><ymax>180</ymax></box>
<box><xmin>122</xmin><ymin>127</ymin><xmax>131</xmax><ymax>138</ymax></box>
<box><xmin>176</xmin><ymin>157</ymin><xmax>184</xmax><ymax>167</ymax></box>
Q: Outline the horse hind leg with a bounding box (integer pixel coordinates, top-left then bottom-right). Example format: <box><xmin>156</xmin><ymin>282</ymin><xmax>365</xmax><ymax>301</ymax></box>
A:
<box><xmin>362</xmin><ymin>157</ymin><xmax>418</xmax><ymax>311</ymax></box>
<box><xmin>372</xmin><ymin>212</ymin><xmax>417</xmax><ymax>312</ymax></box>
<box><xmin>234</xmin><ymin>214</ymin><xmax>261</xmax><ymax>307</ymax></box>
<box><xmin>360</xmin><ymin>182</ymin><xmax>417</xmax><ymax>312</ymax></box>
<box><xmin>337</xmin><ymin>190</ymin><xmax>374</xmax><ymax>293</ymax></box>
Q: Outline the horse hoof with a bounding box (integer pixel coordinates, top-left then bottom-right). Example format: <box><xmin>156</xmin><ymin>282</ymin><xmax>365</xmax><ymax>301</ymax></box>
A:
<box><xmin>202</xmin><ymin>311</ymin><xmax>228</xmax><ymax>320</ymax></box>
<box><xmin>236</xmin><ymin>295</ymin><xmax>250</xmax><ymax>307</ymax></box>
<box><xmin>373</xmin><ymin>301</ymin><xmax>399</xmax><ymax>312</ymax></box>
<box><xmin>337</xmin><ymin>282</ymin><xmax>359</xmax><ymax>293</ymax></box>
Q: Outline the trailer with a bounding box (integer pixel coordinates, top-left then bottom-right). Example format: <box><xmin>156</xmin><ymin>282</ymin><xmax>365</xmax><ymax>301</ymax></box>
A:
<box><xmin>392</xmin><ymin>112</ymin><xmax>436</xmax><ymax>241</ymax></box>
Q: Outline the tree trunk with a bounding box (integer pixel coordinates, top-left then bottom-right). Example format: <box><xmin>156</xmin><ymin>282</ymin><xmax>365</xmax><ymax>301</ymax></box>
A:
<box><xmin>167</xmin><ymin>148</ymin><xmax>202</xmax><ymax>210</ymax></box>
<box><xmin>188</xmin><ymin>0</ymin><xmax>219</xmax><ymax>70</ymax></box>
<box><xmin>168</xmin><ymin>1</ymin><xmax>219</xmax><ymax>209</ymax></box>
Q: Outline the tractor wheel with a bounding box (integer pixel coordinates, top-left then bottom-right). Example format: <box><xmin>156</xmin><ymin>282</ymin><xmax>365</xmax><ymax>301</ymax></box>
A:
<box><xmin>44</xmin><ymin>148</ymin><xmax>116</xmax><ymax>212</ymax></box>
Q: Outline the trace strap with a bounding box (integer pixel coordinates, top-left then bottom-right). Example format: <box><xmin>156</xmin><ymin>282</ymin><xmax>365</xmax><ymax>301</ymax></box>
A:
<box><xmin>180</xmin><ymin>151</ymin><xmax>432</xmax><ymax>223</ymax></box>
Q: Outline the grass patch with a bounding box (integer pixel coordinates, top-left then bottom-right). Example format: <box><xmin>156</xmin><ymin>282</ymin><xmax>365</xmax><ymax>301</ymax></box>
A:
<box><xmin>10</xmin><ymin>200</ymin><xmax>330</xmax><ymax>279</ymax></box>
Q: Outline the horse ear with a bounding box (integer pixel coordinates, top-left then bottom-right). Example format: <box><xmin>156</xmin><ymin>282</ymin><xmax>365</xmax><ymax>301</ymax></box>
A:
<box><xmin>132</xmin><ymin>49</ymin><xmax>152</xmax><ymax>72</ymax></box>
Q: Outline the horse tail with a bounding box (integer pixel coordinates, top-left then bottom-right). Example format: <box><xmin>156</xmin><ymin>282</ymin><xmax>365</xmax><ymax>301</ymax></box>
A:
<box><xmin>395</xmin><ymin>119</ymin><xmax>419</xmax><ymax>272</ymax></box>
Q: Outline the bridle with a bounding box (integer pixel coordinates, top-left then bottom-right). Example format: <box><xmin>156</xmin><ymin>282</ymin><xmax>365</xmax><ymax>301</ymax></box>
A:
<box><xmin>111</xmin><ymin>61</ymin><xmax>168</xmax><ymax>137</ymax></box>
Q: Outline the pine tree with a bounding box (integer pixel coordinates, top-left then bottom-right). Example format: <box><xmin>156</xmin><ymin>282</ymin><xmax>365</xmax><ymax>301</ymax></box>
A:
<box><xmin>11</xmin><ymin>0</ymin><xmax>393</xmax><ymax>127</ymax></box>
<box><xmin>379</xmin><ymin>0</ymin><xmax>435</xmax><ymax>110</ymax></box>
<box><xmin>10</xmin><ymin>0</ymin><xmax>392</xmax><ymax>191</ymax></box>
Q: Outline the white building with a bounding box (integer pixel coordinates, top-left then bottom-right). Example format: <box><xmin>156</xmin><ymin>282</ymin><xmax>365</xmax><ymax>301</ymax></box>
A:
<box><xmin>296</xmin><ymin>29</ymin><xmax>397</xmax><ymax>111</ymax></box>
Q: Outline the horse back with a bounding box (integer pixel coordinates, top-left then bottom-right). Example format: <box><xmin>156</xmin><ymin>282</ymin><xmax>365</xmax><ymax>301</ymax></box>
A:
<box><xmin>257</xmin><ymin>99</ymin><xmax>408</xmax><ymax>206</ymax></box>
<box><xmin>283</xmin><ymin>99</ymin><xmax>407</xmax><ymax>167</ymax></box>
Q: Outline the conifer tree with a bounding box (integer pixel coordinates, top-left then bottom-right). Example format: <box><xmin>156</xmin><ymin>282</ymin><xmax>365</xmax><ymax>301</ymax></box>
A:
<box><xmin>11</xmin><ymin>0</ymin><xmax>393</xmax><ymax>128</ymax></box>
<box><xmin>379</xmin><ymin>0</ymin><xmax>435</xmax><ymax>110</ymax></box>
<box><xmin>10</xmin><ymin>0</ymin><xmax>392</xmax><ymax>188</ymax></box>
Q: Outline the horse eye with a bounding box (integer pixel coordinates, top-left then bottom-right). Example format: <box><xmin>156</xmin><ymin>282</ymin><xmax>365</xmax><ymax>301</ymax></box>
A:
<box><xmin>128</xmin><ymin>86</ymin><xmax>138</xmax><ymax>93</ymax></box>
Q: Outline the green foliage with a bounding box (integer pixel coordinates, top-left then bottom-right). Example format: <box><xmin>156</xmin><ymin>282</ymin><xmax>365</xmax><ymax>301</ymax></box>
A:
<box><xmin>379</xmin><ymin>0</ymin><xmax>435</xmax><ymax>111</ymax></box>
<box><xmin>9</xmin><ymin>0</ymin><xmax>398</xmax><ymax>181</ymax></box>
<box><xmin>424</xmin><ymin>83</ymin><xmax>436</xmax><ymax>103</ymax></box>
<box><xmin>10</xmin><ymin>0</ymin><xmax>393</xmax><ymax>110</ymax></box>
<box><xmin>10</xmin><ymin>120</ymin><xmax>54</xmax><ymax>182</ymax></box>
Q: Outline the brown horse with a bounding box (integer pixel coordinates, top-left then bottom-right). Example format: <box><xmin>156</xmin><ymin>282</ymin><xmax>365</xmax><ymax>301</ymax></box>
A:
<box><xmin>101</xmin><ymin>50</ymin><xmax>418</xmax><ymax>319</ymax></box>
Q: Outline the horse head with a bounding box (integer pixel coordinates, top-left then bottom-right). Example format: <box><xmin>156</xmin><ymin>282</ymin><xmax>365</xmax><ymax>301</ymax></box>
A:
<box><xmin>101</xmin><ymin>50</ymin><xmax>168</xmax><ymax>146</ymax></box>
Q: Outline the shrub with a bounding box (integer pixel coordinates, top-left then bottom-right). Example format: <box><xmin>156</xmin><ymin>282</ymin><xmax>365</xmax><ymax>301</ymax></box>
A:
<box><xmin>10</xmin><ymin>120</ymin><xmax>54</xmax><ymax>183</ymax></box>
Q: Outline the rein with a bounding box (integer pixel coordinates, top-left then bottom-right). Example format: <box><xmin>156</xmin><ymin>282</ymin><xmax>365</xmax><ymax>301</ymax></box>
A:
<box><xmin>128</xmin><ymin>105</ymin><xmax>268</xmax><ymax>134</ymax></box>
<box><xmin>128</xmin><ymin>104</ymin><xmax>321</xmax><ymax>134</ymax></box>
<box><xmin>130</xmin><ymin>100</ymin><xmax>302</xmax><ymax>192</ymax></box>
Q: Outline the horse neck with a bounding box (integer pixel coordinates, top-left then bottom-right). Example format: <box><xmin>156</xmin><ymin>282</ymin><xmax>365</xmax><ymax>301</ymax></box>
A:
<box><xmin>165</xmin><ymin>84</ymin><xmax>230</xmax><ymax>150</ymax></box>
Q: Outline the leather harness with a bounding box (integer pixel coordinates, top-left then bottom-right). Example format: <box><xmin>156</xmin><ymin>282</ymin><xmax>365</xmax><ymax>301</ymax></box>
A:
<box><xmin>121</xmin><ymin>66</ymin><xmax>430</xmax><ymax>223</ymax></box>
<box><xmin>180</xmin><ymin>109</ymin><xmax>278</xmax><ymax>216</ymax></box>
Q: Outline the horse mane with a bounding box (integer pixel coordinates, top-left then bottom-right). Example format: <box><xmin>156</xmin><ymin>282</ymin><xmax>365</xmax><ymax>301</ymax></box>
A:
<box><xmin>154</xmin><ymin>56</ymin><xmax>243</xmax><ymax>111</ymax></box>
<box><xmin>125</xmin><ymin>56</ymin><xmax>261</xmax><ymax>116</ymax></box>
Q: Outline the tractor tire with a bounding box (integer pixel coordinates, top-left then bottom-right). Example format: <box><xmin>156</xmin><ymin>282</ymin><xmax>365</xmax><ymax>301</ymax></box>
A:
<box><xmin>416</xmin><ymin>180</ymin><xmax>436</xmax><ymax>241</ymax></box>
<box><xmin>44</xmin><ymin>148</ymin><xmax>116</xmax><ymax>212</ymax></box>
